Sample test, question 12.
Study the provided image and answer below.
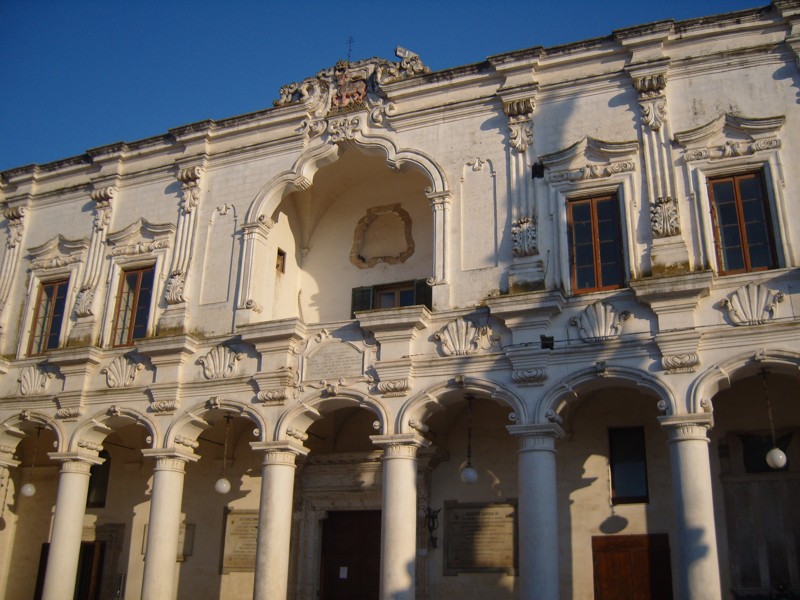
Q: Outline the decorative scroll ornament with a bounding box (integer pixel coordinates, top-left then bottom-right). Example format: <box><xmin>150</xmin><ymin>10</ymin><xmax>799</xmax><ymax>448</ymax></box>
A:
<box><xmin>633</xmin><ymin>73</ymin><xmax>668</xmax><ymax>131</ymax></box>
<box><xmin>721</xmin><ymin>283</ymin><xmax>784</xmax><ymax>326</ymax></box>
<box><xmin>650</xmin><ymin>196</ymin><xmax>680</xmax><ymax>238</ymax></box>
<box><xmin>18</xmin><ymin>365</ymin><xmax>55</xmax><ymax>396</ymax></box>
<box><xmin>178</xmin><ymin>167</ymin><xmax>202</xmax><ymax>213</ymax></box>
<box><xmin>377</xmin><ymin>379</ymin><xmax>409</xmax><ymax>397</ymax></box>
<box><xmin>198</xmin><ymin>344</ymin><xmax>243</xmax><ymax>380</ymax></box>
<box><xmin>4</xmin><ymin>206</ymin><xmax>27</xmax><ymax>249</ymax></box>
<box><xmin>101</xmin><ymin>354</ymin><xmax>144</xmax><ymax>388</ymax></box>
<box><xmin>546</xmin><ymin>160</ymin><xmax>634</xmax><ymax>183</ymax></box>
<box><xmin>511</xmin><ymin>216</ymin><xmax>537</xmax><ymax>257</ymax></box>
<box><xmin>328</xmin><ymin>115</ymin><xmax>362</xmax><ymax>142</ymax></box>
<box><xmin>512</xmin><ymin>369</ymin><xmax>547</xmax><ymax>385</ymax></box>
<box><xmin>570</xmin><ymin>301</ymin><xmax>630</xmax><ymax>343</ymax></box>
<box><xmin>164</xmin><ymin>271</ymin><xmax>186</xmax><ymax>305</ymax></box>
<box><xmin>56</xmin><ymin>406</ymin><xmax>84</xmax><ymax>420</ymax></box>
<box><xmin>662</xmin><ymin>353</ymin><xmax>699</xmax><ymax>374</ymax></box>
<box><xmin>90</xmin><ymin>185</ymin><xmax>116</xmax><ymax>231</ymax></box>
<box><xmin>73</xmin><ymin>285</ymin><xmax>95</xmax><ymax>318</ymax></box>
<box><xmin>434</xmin><ymin>317</ymin><xmax>493</xmax><ymax>356</ymax></box>
<box><xmin>273</xmin><ymin>49</ymin><xmax>429</xmax><ymax>117</ymax></box>
<box><xmin>503</xmin><ymin>98</ymin><xmax>535</xmax><ymax>153</ymax></box>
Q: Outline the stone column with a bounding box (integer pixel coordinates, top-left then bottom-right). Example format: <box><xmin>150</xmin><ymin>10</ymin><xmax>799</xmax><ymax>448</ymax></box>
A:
<box><xmin>252</xmin><ymin>442</ymin><xmax>308</xmax><ymax>600</ymax></box>
<box><xmin>41</xmin><ymin>455</ymin><xmax>102</xmax><ymax>600</ymax></box>
<box><xmin>140</xmin><ymin>453</ymin><xmax>192</xmax><ymax>600</ymax></box>
<box><xmin>371</xmin><ymin>434</ymin><xmax>430</xmax><ymax>600</ymax></box>
<box><xmin>507</xmin><ymin>423</ymin><xmax>565</xmax><ymax>600</ymax></box>
<box><xmin>660</xmin><ymin>414</ymin><xmax>721</xmax><ymax>600</ymax></box>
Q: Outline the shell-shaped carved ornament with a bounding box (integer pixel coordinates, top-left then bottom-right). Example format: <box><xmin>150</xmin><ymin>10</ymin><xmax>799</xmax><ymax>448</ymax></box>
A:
<box><xmin>721</xmin><ymin>283</ymin><xmax>784</xmax><ymax>326</ymax></box>
<box><xmin>102</xmin><ymin>355</ymin><xmax>144</xmax><ymax>388</ymax></box>
<box><xmin>434</xmin><ymin>318</ymin><xmax>490</xmax><ymax>356</ymax></box>
<box><xmin>570</xmin><ymin>301</ymin><xmax>629</xmax><ymax>343</ymax></box>
<box><xmin>198</xmin><ymin>344</ymin><xmax>243</xmax><ymax>380</ymax></box>
<box><xmin>18</xmin><ymin>365</ymin><xmax>54</xmax><ymax>396</ymax></box>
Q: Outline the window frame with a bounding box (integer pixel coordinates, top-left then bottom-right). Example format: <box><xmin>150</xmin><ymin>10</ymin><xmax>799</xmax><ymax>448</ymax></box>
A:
<box><xmin>110</xmin><ymin>264</ymin><xmax>156</xmax><ymax>348</ymax></box>
<box><xmin>26</xmin><ymin>278</ymin><xmax>70</xmax><ymax>356</ymax></box>
<box><xmin>567</xmin><ymin>193</ymin><xmax>626</xmax><ymax>294</ymax></box>
<box><xmin>707</xmin><ymin>169</ymin><xmax>778</xmax><ymax>276</ymax></box>
<box><xmin>351</xmin><ymin>279</ymin><xmax>432</xmax><ymax>318</ymax></box>
<box><xmin>608</xmin><ymin>426</ymin><xmax>650</xmax><ymax>505</ymax></box>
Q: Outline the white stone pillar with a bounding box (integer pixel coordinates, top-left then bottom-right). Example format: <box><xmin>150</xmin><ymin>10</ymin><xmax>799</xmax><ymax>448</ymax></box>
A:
<box><xmin>371</xmin><ymin>434</ymin><xmax>430</xmax><ymax>600</ymax></box>
<box><xmin>507</xmin><ymin>423</ymin><xmax>565</xmax><ymax>600</ymax></box>
<box><xmin>252</xmin><ymin>441</ymin><xmax>308</xmax><ymax>600</ymax></box>
<box><xmin>660</xmin><ymin>414</ymin><xmax>722</xmax><ymax>600</ymax></box>
<box><xmin>141</xmin><ymin>453</ymin><xmax>192</xmax><ymax>600</ymax></box>
<box><xmin>41</xmin><ymin>455</ymin><xmax>101</xmax><ymax>600</ymax></box>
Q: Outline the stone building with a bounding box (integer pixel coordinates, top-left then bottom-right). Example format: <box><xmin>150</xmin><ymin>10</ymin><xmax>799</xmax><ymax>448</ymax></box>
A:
<box><xmin>1</xmin><ymin>2</ymin><xmax>799</xmax><ymax>599</ymax></box>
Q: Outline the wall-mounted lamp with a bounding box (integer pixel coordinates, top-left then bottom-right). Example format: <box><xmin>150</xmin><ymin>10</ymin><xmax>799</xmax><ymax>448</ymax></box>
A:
<box><xmin>424</xmin><ymin>506</ymin><xmax>441</xmax><ymax>548</ymax></box>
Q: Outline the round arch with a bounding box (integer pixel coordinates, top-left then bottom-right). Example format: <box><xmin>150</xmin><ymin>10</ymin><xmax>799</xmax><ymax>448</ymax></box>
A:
<box><xmin>166</xmin><ymin>398</ymin><xmax>269</xmax><ymax>451</ymax></box>
<box><xmin>275</xmin><ymin>389</ymin><xmax>389</xmax><ymax>441</ymax></box>
<box><xmin>538</xmin><ymin>365</ymin><xmax>676</xmax><ymax>425</ymax></box>
<box><xmin>398</xmin><ymin>376</ymin><xmax>527</xmax><ymax>433</ymax></box>
<box><xmin>69</xmin><ymin>405</ymin><xmax>158</xmax><ymax>454</ymax></box>
<box><xmin>0</xmin><ymin>411</ymin><xmax>63</xmax><ymax>458</ymax></box>
<box><xmin>690</xmin><ymin>348</ymin><xmax>800</xmax><ymax>415</ymax></box>
<box><xmin>245</xmin><ymin>133</ymin><xmax>450</xmax><ymax>224</ymax></box>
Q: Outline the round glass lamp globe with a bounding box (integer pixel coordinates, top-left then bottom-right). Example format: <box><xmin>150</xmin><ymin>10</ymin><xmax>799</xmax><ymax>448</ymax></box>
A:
<box><xmin>766</xmin><ymin>447</ymin><xmax>787</xmax><ymax>470</ymax></box>
<box><xmin>20</xmin><ymin>482</ymin><xmax>36</xmax><ymax>497</ymax></box>
<box><xmin>460</xmin><ymin>465</ymin><xmax>478</xmax><ymax>485</ymax></box>
<box><xmin>214</xmin><ymin>477</ymin><xmax>232</xmax><ymax>495</ymax></box>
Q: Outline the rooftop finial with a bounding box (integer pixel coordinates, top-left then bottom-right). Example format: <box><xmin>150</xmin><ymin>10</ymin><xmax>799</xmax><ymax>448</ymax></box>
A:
<box><xmin>346</xmin><ymin>36</ymin><xmax>355</xmax><ymax>62</ymax></box>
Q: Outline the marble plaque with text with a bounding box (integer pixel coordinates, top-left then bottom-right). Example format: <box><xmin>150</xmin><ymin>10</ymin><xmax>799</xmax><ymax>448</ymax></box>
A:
<box><xmin>444</xmin><ymin>501</ymin><xmax>518</xmax><ymax>575</ymax></box>
<box><xmin>221</xmin><ymin>510</ymin><xmax>259</xmax><ymax>572</ymax></box>
<box><xmin>304</xmin><ymin>341</ymin><xmax>363</xmax><ymax>381</ymax></box>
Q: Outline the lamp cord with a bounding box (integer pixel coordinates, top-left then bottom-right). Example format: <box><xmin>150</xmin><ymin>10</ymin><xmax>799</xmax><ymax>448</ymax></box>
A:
<box><xmin>466</xmin><ymin>396</ymin><xmax>473</xmax><ymax>468</ymax></box>
<box><xmin>762</xmin><ymin>369</ymin><xmax>777</xmax><ymax>447</ymax></box>
<box><xmin>221</xmin><ymin>416</ymin><xmax>232</xmax><ymax>477</ymax></box>
<box><xmin>27</xmin><ymin>427</ymin><xmax>41</xmax><ymax>484</ymax></box>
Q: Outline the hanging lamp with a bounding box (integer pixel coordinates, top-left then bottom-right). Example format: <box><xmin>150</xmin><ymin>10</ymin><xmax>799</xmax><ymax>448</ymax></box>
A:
<box><xmin>20</xmin><ymin>427</ymin><xmax>42</xmax><ymax>498</ymax></box>
<box><xmin>460</xmin><ymin>395</ymin><xmax>478</xmax><ymax>484</ymax></box>
<box><xmin>214</xmin><ymin>415</ymin><xmax>233</xmax><ymax>494</ymax></box>
<box><xmin>762</xmin><ymin>369</ymin><xmax>787</xmax><ymax>470</ymax></box>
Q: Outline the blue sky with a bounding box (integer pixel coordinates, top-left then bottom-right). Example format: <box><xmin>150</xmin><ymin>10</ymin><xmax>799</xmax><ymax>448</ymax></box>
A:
<box><xmin>1</xmin><ymin>0</ymin><xmax>763</xmax><ymax>172</ymax></box>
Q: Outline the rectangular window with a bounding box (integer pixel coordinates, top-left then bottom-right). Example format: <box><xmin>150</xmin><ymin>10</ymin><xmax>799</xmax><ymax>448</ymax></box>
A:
<box><xmin>567</xmin><ymin>194</ymin><xmax>625</xmax><ymax>293</ymax></box>
<box><xmin>351</xmin><ymin>279</ymin><xmax>432</xmax><ymax>317</ymax></box>
<box><xmin>276</xmin><ymin>248</ymin><xmax>286</xmax><ymax>274</ymax></box>
<box><xmin>609</xmin><ymin>427</ymin><xmax>649</xmax><ymax>504</ymax></box>
<box><xmin>27</xmin><ymin>279</ymin><xmax>69</xmax><ymax>355</ymax></box>
<box><xmin>111</xmin><ymin>266</ymin><xmax>155</xmax><ymax>347</ymax></box>
<box><xmin>708</xmin><ymin>171</ymin><xmax>777</xmax><ymax>275</ymax></box>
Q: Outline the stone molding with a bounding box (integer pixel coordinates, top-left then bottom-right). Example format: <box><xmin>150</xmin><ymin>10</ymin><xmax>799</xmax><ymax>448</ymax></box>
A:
<box><xmin>721</xmin><ymin>283</ymin><xmax>784</xmax><ymax>326</ymax></box>
<box><xmin>569</xmin><ymin>301</ymin><xmax>629</xmax><ymax>343</ymax></box>
<box><xmin>101</xmin><ymin>353</ymin><xmax>145</xmax><ymax>388</ymax></box>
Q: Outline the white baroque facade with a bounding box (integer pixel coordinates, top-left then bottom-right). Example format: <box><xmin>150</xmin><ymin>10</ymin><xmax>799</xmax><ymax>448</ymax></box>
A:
<box><xmin>1</xmin><ymin>4</ymin><xmax>800</xmax><ymax>600</ymax></box>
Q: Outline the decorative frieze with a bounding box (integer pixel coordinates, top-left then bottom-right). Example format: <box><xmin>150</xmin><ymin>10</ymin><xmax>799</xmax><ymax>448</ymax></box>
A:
<box><xmin>721</xmin><ymin>283</ymin><xmax>784</xmax><ymax>326</ymax></box>
<box><xmin>683</xmin><ymin>138</ymin><xmax>781</xmax><ymax>162</ymax></box>
<box><xmin>546</xmin><ymin>160</ymin><xmax>634</xmax><ymax>183</ymax></box>
<box><xmin>570</xmin><ymin>301</ymin><xmax>629</xmax><ymax>343</ymax></box>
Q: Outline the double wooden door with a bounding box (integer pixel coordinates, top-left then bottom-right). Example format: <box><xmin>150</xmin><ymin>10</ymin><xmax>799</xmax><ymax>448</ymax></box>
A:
<box><xmin>592</xmin><ymin>534</ymin><xmax>673</xmax><ymax>599</ymax></box>
<box><xmin>320</xmin><ymin>510</ymin><xmax>381</xmax><ymax>600</ymax></box>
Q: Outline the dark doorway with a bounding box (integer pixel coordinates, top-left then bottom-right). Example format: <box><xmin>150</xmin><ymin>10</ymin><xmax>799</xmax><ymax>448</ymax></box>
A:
<box><xmin>34</xmin><ymin>540</ymin><xmax>106</xmax><ymax>600</ymax></box>
<box><xmin>592</xmin><ymin>534</ymin><xmax>673</xmax><ymax>600</ymax></box>
<box><xmin>320</xmin><ymin>510</ymin><xmax>381</xmax><ymax>600</ymax></box>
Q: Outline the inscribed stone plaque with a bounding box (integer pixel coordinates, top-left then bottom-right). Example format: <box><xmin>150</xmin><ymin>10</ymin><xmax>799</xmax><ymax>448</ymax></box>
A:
<box><xmin>304</xmin><ymin>342</ymin><xmax>363</xmax><ymax>381</ymax></box>
<box><xmin>141</xmin><ymin>523</ymin><xmax>194</xmax><ymax>561</ymax></box>
<box><xmin>221</xmin><ymin>510</ymin><xmax>259</xmax><ymax>572</ymax></box>
<box><xmin>444</xmin><ymin>501</ymin><xmax>518</xmax><ymax>575</ymax></box>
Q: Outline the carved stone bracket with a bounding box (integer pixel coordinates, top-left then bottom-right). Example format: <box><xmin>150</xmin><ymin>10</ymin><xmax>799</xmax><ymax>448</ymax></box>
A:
<box><xmin>570</xmin><ymin>301</ymin><xmax>629</xmax><ymax>343</ymax></box>
<box><xmin>255</xmin><ymin>366</ymin><xmax>300</xmax><ymax>406</ymax></box>
<box><xmin>650</xmin><ymin>196</ymin><xmax>680</xmax><ymax>238</ymax></box>
<box><xmin>503</xmin><ymin>98</ymin><xmax>535</xmax><ymax>153</ymax></box>
<box><xmin>633</xmin><ymin>73</ymin><xmax>668</xmax><ymax>131</ymax></box>
<box><xmin>721</xmin><ymin>283</ymin><xmax>784</xmax><ymax>326</ymax></box>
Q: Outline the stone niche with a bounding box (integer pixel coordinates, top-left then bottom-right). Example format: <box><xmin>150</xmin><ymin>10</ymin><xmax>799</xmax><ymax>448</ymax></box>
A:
<box><xmin>350</xmin><ymin>203</ymin><xmax>414</xmax><ymax>269</ymax></box>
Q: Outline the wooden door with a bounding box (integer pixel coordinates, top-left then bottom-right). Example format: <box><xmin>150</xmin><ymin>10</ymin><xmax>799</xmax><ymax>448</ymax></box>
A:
<box><xmin>320</xmin><ymin>510</ymin><xmax>381</xmax><ymax>600</ymax></box>
<box><xmin>592</xmin><ymin>534</ymin><xmax>673</xmax><ymax>600</ymax></box>
<box><xmin>34</xmin><ymin>541</ymin><xmax>106</xmax><ymax>600</ymax></box>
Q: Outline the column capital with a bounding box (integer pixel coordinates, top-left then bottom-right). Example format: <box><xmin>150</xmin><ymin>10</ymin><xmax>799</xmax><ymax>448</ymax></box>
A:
<box><xmin>251</xmin><ymin>440</ymin><xmax>309</xmax><ymax>465</ymax></box>
<box><xmin>371</xmin><ymin>433</ymin><xmax>430</xmax><ymax>458</ymax></box>
<box><xmin>47</xmin><ymin>451</ymin><xmax>105</xmax><ymax>472</ymax></box>
<box><xmin>659</xmin><ymin>413</ymin><xmax>713</xmax><ymax>443</ymax></box>
<box><xmin>141</xmin><ymin>448</ymin><xmax>197</xmax><ymax>472</ymax></box>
